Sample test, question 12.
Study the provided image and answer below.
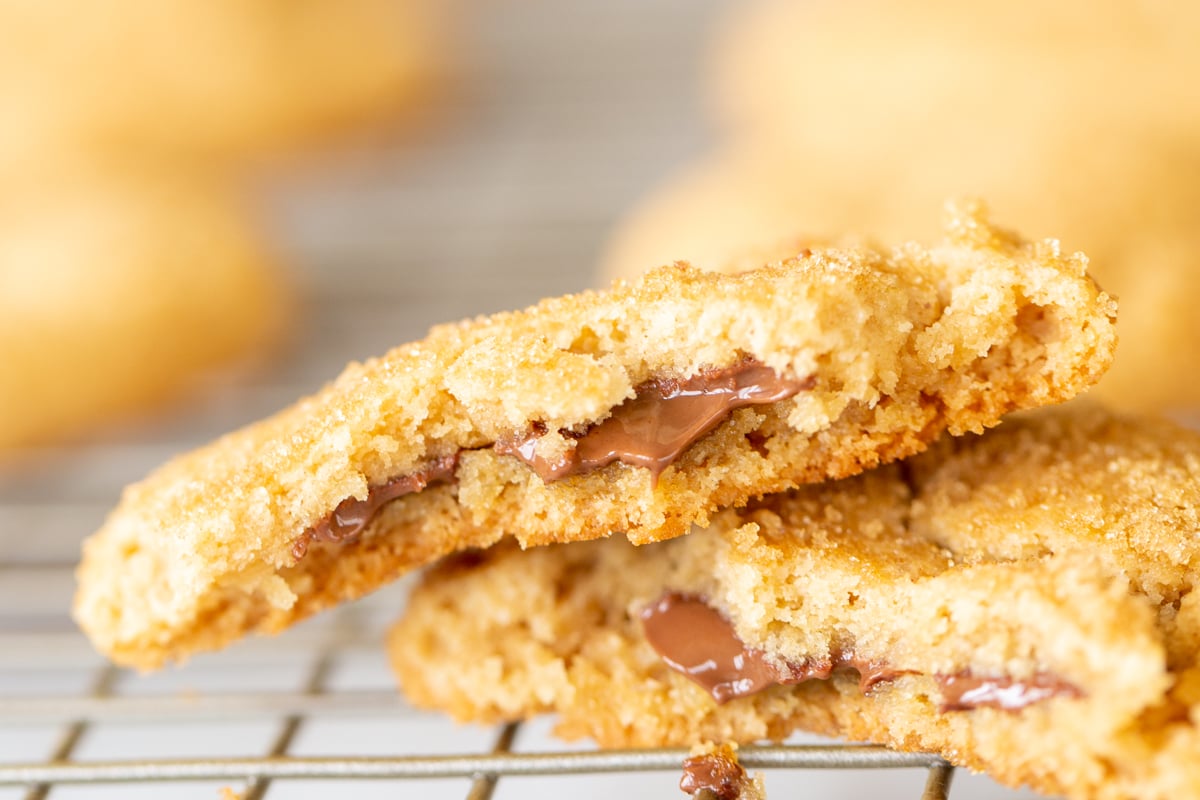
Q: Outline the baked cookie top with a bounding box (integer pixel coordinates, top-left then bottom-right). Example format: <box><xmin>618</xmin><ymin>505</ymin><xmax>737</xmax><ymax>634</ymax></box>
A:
<box><xmin>74</xmin><ymin>202</ymin><xmax>1115</xmax><ymax>669</ymax></box>
<box><xmin>390</xmin><ymin>406</ymin><xmax>1200</xmax><ymax>800</ymax></box>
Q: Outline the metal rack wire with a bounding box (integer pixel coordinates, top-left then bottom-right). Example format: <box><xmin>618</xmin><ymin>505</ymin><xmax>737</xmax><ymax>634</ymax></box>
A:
<box><xmin>0</xmin><ymin>580</ymin><xmax>956</xmax><ymax>799</ymax></box>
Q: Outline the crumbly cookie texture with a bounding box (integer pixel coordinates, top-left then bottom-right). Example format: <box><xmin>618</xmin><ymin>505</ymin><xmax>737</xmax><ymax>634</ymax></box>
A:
<box><xmin>390</xmin><ymin>406</ymin><xmax>1200</xmax><ymax>800</ymax></box>
<box><xmin>75</xmin><ymin>202</ymin><xmax>1115</xmax><ymax>669</ymax></box>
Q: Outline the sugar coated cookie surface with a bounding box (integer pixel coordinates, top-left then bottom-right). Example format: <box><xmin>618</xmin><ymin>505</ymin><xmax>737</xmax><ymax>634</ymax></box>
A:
<box><xmin>0</xmin><ymin>172</ymin><xmax>285</xmax><ymax>450</ymax></box>
<box><xmin>75</xmin><ymin>202</ymin><xmax>1114</xmax><ymax>669</ymax></box>
<box><xmin>391</xmin><ymin>406</ymin><xmax>1200</xmax><ymax>800</ymax></box>
<box><xmin>600</xmin><ymin>0</ymin><xmax>1200</xmax><ymax>412</ymax></box>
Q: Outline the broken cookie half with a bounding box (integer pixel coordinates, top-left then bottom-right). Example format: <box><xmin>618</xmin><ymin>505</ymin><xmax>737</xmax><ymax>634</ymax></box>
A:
<box><xmin>75</xmin><ymin>201</ymin><xmax>1115</xmax><ymax>669</ymax></box>
<box><xmin>390</xmin><ymin>407</ymin><xmax>1200</xmax><ymax>800</ymax></box>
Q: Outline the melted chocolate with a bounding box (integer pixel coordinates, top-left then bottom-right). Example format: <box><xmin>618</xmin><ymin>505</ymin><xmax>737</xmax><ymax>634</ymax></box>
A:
<box><xmin>936</xmin><ymin>672</ymin><xmax>1082</xmax><ymax>712</ymax></box>
<box><xmin>640</xmin><ymin>593</ymin><xmax>790</xmax><ymax>703</ymax></box>
<box><xmin>290</xmin><ymin>454</ymin><xmax>458</xmax><ymax>560</ymax></box>
<box><xmin>679</xmin><ymin>752</ymin><xmax>747</xmax><ymax>800</ymax></box>
<box><xmin>497</xmin><ymin>359</ymin><xmax>814</xmax><ymax>483</ymax></box>
<box><xmin>640</xmin><ymin>592</ymin><xmax>905</xmax><ymax>704</ymax></box>
<box><xmin>847</xmin><ymin>657</ymin><xmax>912</xmax><ymax>693</ymax></box>
<box><xmin>641</xmin><ymin>592</ymin><xmax>1079</xmax><ymax>712</ymax></box>
<box><xmin>292</xmin><ymin>361</ymin><xmax>811</xmax><ymax>561</ymax></box>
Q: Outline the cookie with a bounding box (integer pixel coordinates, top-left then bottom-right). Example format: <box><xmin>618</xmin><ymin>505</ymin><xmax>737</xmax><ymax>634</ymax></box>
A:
<box><xmin>0</xmin><ymin>0</ymin><xmax>447</xmax><ymax>161</ymax></box>
<box><xmin>74</xmin><ymin>202</ymin><xmax>1114</xmax><ymax>669</ymax></box>
<box><xmin>0</xmin><ymin>172</ymin><xmax>285</xmax><ymax>450</ymax></box>
<box><xmin>600</xmin><ymin>0</ymin><xmax>1200</xmax><ymax>413</ymax></box>
<box><xmin>711</xmin><ymin>0</ymin><xmax>1199</xmax><ymax>153</ymax></box>
<box><xmin>389</xmin><ymin>406</ymin><xmax>1200</xmax><ymax>800</ymax></box>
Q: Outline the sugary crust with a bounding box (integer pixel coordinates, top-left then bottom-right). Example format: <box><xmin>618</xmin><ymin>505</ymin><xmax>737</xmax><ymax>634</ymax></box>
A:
<box><xmin>390</xmin><ymin>406</ymin><xmax>1200</xmax><ymax>800</ymax></box>
<box><xmin>74</xmin><ymin>203</ymin><xmax>1116</xmax><ymax>669</ymax></box>
<box><xmin>0</xmin><ymin>173</ymin><xmax>285</xmax><ymax>450</ymax></box>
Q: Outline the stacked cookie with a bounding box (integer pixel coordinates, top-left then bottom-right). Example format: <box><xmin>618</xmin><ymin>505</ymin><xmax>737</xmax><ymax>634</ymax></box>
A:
<box><xmin>75</xmin><ymin>202</ymin><xmax>1200</xmax><ymax>799</ymax></box>
<box><xmin>0</xmin><ymin>0</ymin><xmax>446</xmax><ymax>449</ymax></box>
<box><xmin>599</xmin><ymin>0</ymin><xmax>1200</xmax><ymax>415</ymax></box>
<box><xmin>393</xmin><ymin>407</ymin><xmax>1200</xmax><ymax>800</ymax></box>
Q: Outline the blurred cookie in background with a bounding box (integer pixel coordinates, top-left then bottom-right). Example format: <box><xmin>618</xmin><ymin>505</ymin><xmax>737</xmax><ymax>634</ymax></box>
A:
<box><xmin>708</xmin><ymin>0</ymin><xmax>1199</xmax><ymax>161</ymax></box>
<box><xmin>0</xmin><ymin>172</ymin><xmax>286</xmax><ymax>450</ymax></box>
<box><xmin>0</xmin><ymin>0</ymin><xmax>455</xmax><ymax>450</ymax></box>
<box><xmin>600</xmin><ymin>0</ymin><xmax>1200</xmax><ymax>413</ymax></box>
<box><xmin>0</xmin><ymin>0</ymin><xmax>449</xmax><ymax>163</ymax></box>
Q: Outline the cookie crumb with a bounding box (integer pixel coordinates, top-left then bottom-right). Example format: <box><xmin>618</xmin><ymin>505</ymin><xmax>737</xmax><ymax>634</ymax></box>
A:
<box><xmin>681</xmin><ymin>743</ymin><xmax>765</xmax><ymax>800</ymax></box>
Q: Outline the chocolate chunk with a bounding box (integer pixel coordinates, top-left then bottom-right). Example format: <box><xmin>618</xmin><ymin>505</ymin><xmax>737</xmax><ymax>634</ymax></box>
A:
<box><xmin>640</xmin><ymin>592</ymin><xmax>911</xmax><ymax>704</ymax></box>
<box><xmin>679</xmin><ymin>752</ymin><xmax>747</xmax><ymax>800</ymax></box>
<box><xmin>643</xmin><ymin>594</ymin><xmax>1082</xmax><ymax>713</ymax></box>
<box><xmin>640</xmin><ymin>593</ymin><xmax>788</xmax><ymax>703</ymax></box>
<box><xmin>936</xmin><ymin>672</ymin><xmax>1082</xmax><ymax>712</ymax></box>
<box><xmin>498</xmin><ymin>359</ymin><xmax>814</xmax><ymax>483</ymax></box>
<box><xmin>291</xmin><ymin>454</ymin><xmax>458</xmax><ymax>560</ymax></box>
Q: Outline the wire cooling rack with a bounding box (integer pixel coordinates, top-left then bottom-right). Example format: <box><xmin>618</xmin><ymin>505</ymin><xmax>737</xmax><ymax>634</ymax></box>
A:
<box><xmin>0</xmin><ymin>582</ymin><xmax>957</xmax><ymax>799</ymax></box>
<box><xmin>0</xmin><ymin>1</ymin><xmax>1041</xmax><ymax>798</ymax></box>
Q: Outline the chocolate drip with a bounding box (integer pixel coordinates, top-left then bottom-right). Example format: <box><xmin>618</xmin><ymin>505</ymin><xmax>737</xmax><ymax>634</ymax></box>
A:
<box><xmin>679</xmin><ymin>752</ymin><xmax>747</xmax><ymax>800</ymax></box>
<box><xmin>290</xmin><ymin>454</ymin><xmax>458</xmax><ymax>560</ymax></box>
<box><xmin>936</xmin><ymin>672</ymin><xmax>1082</xmax><ymax>712</ymax></box>
<box><xmin>641</xmin><ymin>593</ymin><xmax>1079</xmax><ymax>713</ymax></box>
<box><xmin>497</xmin><ymin>359</ymin><xmax>814</xmax><ymax>483</ymax></box>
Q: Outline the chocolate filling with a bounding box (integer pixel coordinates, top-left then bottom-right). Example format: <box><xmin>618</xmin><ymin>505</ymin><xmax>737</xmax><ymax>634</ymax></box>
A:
<box><xmin>291</xmin><ymin>359</ymin><xmax>810</xmax><ymax>560</ymax></box>
<box><xmin>640</xmin><ymin>593</ymin><xmax>792</xmax><ymax>703</ymax></box>
<box><xmin>936</xmin><ymin>672</ymin><xmax>1082</xmax><ymax>712</ymax></box>
<box><xmin>290</xmin><ymin>454</ymin><xmax>458</xmax><ymax>560</ymax></box>
<box><xmin>679</xmin><ymin>752</ymin><xmax>747</xmax><ymax>800</ymax></box>
<box><xmin>641</xmin><ymin>592</ymin><xmax>1081</xmax><ymax>712</ymax></box>
<box><xmin>497</xmin><ymin>359</ymin><xmax>814</xmax><ymax>483</ymax></box>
